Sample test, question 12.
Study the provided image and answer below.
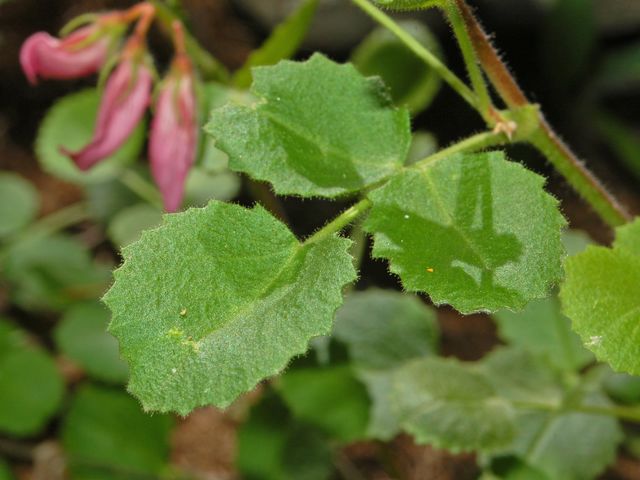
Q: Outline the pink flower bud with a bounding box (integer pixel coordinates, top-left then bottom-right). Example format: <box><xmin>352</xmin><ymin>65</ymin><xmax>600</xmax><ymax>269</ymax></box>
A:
<box><xmin>62</xmin><ymin>59</ymin><xmax>153</xmax><ymax>170</ymax></box>
<box><xmin>20</xmin><ymin>25</ymin><xmax>109</xmax><ymax>85</ymax></box>
<box><xmin>149</xmin><ymin>72</ymin><xmax>198</xmax><ymax>213</ymax></box>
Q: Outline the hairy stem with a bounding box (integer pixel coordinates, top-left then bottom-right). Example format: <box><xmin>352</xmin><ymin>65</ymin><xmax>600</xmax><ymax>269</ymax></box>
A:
<box><xmin>411</xmin><ymin>130</ymin><xmax>508</xmax><ymax>170</ymax></box>
<box><xmin>444</xmin><ymin>0</ymin><xmax>493</xmax><ymax>122</ymax></box>
<box><xmin>452</xmin><ymin>0</ymin><xmax>631</xmax><ymax>226</ymax></box>
<box><xmin>305</xmin><ymin>198</ymin><xmax>373</xmax><ymax>245</ymax></box>
<box><xmin>350</xmin><ymin>0</ymin><xmax>479</xmax><ymax>111</ymax></box>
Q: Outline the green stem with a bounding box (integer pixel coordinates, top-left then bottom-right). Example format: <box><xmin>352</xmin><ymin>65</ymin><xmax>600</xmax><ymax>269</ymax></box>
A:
<box><xmin>444</xmin><ymin>1</ymin><xmax>493</xmax><ymax>122</ymax></box>
<box><xmin>350</xmin><ymin>0</ymin><xmax>479</xmax><ymax>111</ymax></box>
<box><xmin>305</xmin><ymin>198</ymin><xmax>373</xmax><ymax>245</ymax></box>
<box><xmin>150</xmin><ymin>0</ymin><xmax>230</xmax><ymax>82</ymax></box>
<box><xmin>411</xmin><ymin>130</ymin><xmax>508</xmax><ymax>170</ymax></box>
<box><xmin>514</xmin><ymin>400</ymin><xmax>640</xmax><ymax>424</ymax></box>
<box><xmin>119</xmin><ymin>169</ymin><xmax>163</xmax><ymax>209</ymax></box>
<box><xmin>530</xmin><ymin>124</ymin><xmax>631</xmax><ymax>227</ymax></box>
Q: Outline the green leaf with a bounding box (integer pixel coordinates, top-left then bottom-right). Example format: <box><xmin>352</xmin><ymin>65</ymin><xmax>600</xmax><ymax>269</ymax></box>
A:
<box><xmin>54</xmin><ymin>302</ymin><xmax>128</xmax><ymax>384</ymax></box>
<box><xmin>392</xmin><ymin>357</ymin><xmax>516</xmax><ymax>452</ymax></box>
<box><xmin>372</xmin><ymin>0</ymin><xmax>442</xmax><ymax>10</ymax></box>
<box><xmin>334</xmin><ymin>289</ymin><xmax>438</xmax><ymax>371</ymax></box>
<box><xmin>493</xmin><ymin>297</ymin><xmax>592</xmax><ymax>372</ymax></box>
<box><xmin>206</xmin><ymin>54</ymin><xmax>410</xmax><ymax>197</ymax></box>
<box><xmin>603</xmin><ymin>372</ymin><xmax>640</xmax><ymax>404</ymax></box>
<box><xmin>233</xmin><ymin>0</ymin><xmax>319</xmax><ymax>88</ymax></box>
<box><xmin>2</xmin><ymin>234</ymin><xmax>111</xmax><ymax>312</ymax></box>
<box><xmin>483</xmin><ymin>349</ymin><xmax>623</xmax><ymax>480</ymax></box>
<box><xmin>352</xmin><ymin>20</ymin><xmax>442</xmax><ymax>115</ymax></box>
<box><xmin>107</xmin><ymin>203</ymin><xmax>163</xmax><ymax>248</ymax></box>
<box><xmin>238</xmin><ymin>394</ymin><xmax>333</xmax><ymax>480</ymax></box>
<box><xmin>85</xmin><ymin>179</ymin><xmax>138</xmax><ymax>222</ymax></box>
<box><xmin>0</xmin><ymin>173</ymin><xmax>39</xmax><ymax>239</ymax></box>
<box><xmin>365</xmin><ymin>152</ymin><xmax>566</xmax><ymax>314</ymax></box>
<box><xmin>105</xmin><ymin>201</ymin><xmax>356</xmax><ymax>414</ymax></box>
<box><xmin>36</xmin><ymin>89</ymin><xmax>145</xmax><ymax>184</ymax></box>
<box><xmin>277</xmin><ymin>365</ymin><xmax>370</xmax><ymax>442</ymax></box>
<box><xmin>407</xmin><ymin>131</ymin><xmax>438</xmax><ymax>165</ymax></box>
<box><xmin>62</xmin><ymin>385</ymin><xmax>173</xmax><ymax>480</ymax></box>
<box><xmin>560</xmin><ymin>218</ymin><xmax>640</xmax><ymax>375</ymax></box>
<box><xmin>333</xmin><ymin>289</ymin><xmax>439</xmax><ymax>439</ymax></box>
<box><xmin>0</xmin><ymin>319</ymin><xmax>64</xmax><ymax>437</ymax></box>
<box><xmin>184</xmin><ymin>169</ymin><xmax>241</xmax><ymax>207</ymax></box>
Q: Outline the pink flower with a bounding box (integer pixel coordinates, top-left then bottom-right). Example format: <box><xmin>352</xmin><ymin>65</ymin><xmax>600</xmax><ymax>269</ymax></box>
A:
<box><xmin>62</xmin><ymin>59</ymin><xmax>153</xmax><ymax>170</ymax></box>
<box><xmin>149</xmin><ymin>72</ymin><xmax>198</xmax><ymax>212</ymax></box>
<box><xmin>20</xmin><ymin>25</ymin><xmax>109</xmax><ymax>85</ymax></box>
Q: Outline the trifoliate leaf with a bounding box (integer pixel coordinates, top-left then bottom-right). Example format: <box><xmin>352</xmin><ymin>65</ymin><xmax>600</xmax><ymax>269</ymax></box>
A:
<box><xmin>494</xmin><ymin>297</ymin><xmax>592</xmax><ymax>372</ymax></box>
<box><xmin>36</xmin><ymin>89</ymin><xmax>145</xmax><ymax>184</ymax></box>
<box><xmin>233</xmin><ymin>0</ymin><xmax>319</xmax><ymax>88</ymax></box>
<box><xmin>206</xmin><ymin>54</ymin><xmax>410</xmax><ymax>197</ymax></box>
<box><xmin>392</xmin><ymin>357</ymin><xmax>515</xmax><ymax>452</ymax></box>
<box><xmin>107</xmin><ymin>203</ymin><xmax>163</xmax><ymax>248</ymax></box>
<box><xmin>105</xmin><ymin>201</ymin><xmax>356</xmax><ymax>414</ymax></box>
<box><xmin>0</xmin><ymin>173</ymin><xmax>39</xmax><ymax>238</ymax></box>
<box><xmin>2</xmin><ymin>234</ymin><xmax>111</xmax><ymax>312</ymax></box>
<box><xmin>54</xmin><ymin>302</ymin><xmax>128</xmax><ymax>384</ymax></box>
<box><xmin>560</xmin><ymin>218</ymin><xmax>640</xmax><ymax>375</ymax></box>
<box><xmin>0</xmin><ymin>319</ymin><xmax>64</xmax><ymax>437</ymax></box>
<box><xmin>333</xmin><ymin>289</ymin><xmax>439</xmax><ymax>440</ymax></box>
<box><xmin>352</xmin><ymin>20</ymin><xmax>442</xmax><ymax>115</ymax></box>
<box><xmin>365</xmin><ymin>152</ymin><xmax>566</xmax><ymax>314</ymax></box>
<box><xmin>277</xmin><ymin>365</ymin><xmax>370</xmax><ymax>442</ymax></box>
<box><xmin>62</xmin><ymin>385</ymin><xmax>173</xmax><ymax>480</ymax></box>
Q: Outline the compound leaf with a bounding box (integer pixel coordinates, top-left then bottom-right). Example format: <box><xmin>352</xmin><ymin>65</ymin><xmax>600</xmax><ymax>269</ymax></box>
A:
<box><xmin>560</xmin><ymin>218</ymin><xmax>640</xmax><ymax>375</ymax></box>
<box><xmin>105</xmin><ymin>201</ymin><xmax>356</xmax><ymax>414</ymax></box>
<box><xmin>206</xmin><ymin>54</ymin><xmax>410</xmax><ymax>197</ymax></box>
<box><xmin>365</xmin><ymin>152</ymin><xmax>566</xmax><ymax>314</ymax></box>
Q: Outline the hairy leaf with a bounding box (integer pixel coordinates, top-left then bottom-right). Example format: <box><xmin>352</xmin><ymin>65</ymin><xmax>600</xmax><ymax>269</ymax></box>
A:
<box><xmin>105</xmin><ymin>201</ymin><xmax>356</xmax><ymax>414</ymax></box>
<box><xmin>0</xmin><ymin>173</ymin><xmax>39</xmax><ymax>238</ymax></box>
<box><xmin>0</xmin><ymin>319</ymin><xmax>64</xmax><ymax>437</ymax></box>
<box><xmin>366</xmin><ymin>152</ymin><xmax>566</xmax><ymax>314</ymax></box>
<box><xmin>233</xmin><ymin>0</ymin><xmax>319</xmax><ymax>88</ymax></box>
<box><xmin>62</xmin><ymin>385</ymin><xmax>173</xmax><ymax>480</ymax></box>
<box><xmin>392</xmin><ymin>357</ymin><xmax>515</xmax><ymax>452</ymax></box>
<box><xmin>560</xmin><ymin>218</ymin><xmax>640</xmax><ymax>375</ymax></box>
<box><xmin>54</xmin><ymin>302</ymin><xmax>128</xmax><ymax>384</ymax></box>
<box><xmin>206</xmin><ymin>54</ymin><xmax>410</xmax><ymax>197</ymax></box>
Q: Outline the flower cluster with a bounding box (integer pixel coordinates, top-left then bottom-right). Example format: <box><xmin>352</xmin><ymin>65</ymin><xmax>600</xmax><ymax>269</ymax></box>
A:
<box><xmin>20</xmin><ymin>3</ymin><xmax>199</xmax><ymax>212</ymax></box>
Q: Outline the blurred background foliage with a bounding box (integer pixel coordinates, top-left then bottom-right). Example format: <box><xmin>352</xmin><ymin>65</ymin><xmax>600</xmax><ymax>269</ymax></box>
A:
<box><xmin>1</xmin><ymin>0</ymin><xmax>640</xmax><ymax>479</ymax></box>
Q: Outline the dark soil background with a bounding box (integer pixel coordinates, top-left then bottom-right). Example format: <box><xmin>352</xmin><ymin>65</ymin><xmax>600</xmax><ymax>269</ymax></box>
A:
<box><xmin>1</xmin><ymin>0</ymin><xmax>640</xmax><ymax>478</ymax></box>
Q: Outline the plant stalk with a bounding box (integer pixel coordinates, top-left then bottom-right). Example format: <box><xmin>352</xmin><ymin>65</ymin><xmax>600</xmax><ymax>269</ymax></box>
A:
<box><xmin>305</xmin><ymin>198</ymin><xmax>373</xmax><ymax>245</ymax></box>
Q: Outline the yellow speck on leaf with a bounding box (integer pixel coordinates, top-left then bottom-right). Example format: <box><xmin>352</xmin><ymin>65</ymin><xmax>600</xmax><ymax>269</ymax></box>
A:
<box><xmin>426</xmin><ymin>268</ymin><xmax>434</xmax><ymax>273</ymax></box>
<box><xmin>180</xmin><ymin>308</ymin><xmax>187</xmax><ymax>317</ymax></box>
